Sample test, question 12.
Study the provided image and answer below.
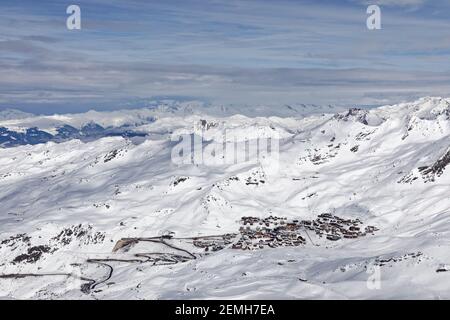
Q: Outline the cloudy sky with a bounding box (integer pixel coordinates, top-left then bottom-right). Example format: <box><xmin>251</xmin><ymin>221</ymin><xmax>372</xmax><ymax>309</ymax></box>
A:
<box><xmin>1</xmin><ymin>0</ymin><xmax>450</xmax><ymax>113</ymax></box>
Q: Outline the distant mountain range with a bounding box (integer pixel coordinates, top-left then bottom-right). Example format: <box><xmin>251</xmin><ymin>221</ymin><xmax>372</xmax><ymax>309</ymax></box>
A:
<box><xmin>0</xmin><ymin>122</ymin><xmax>148</xmax><ymax>147</ymax></box>
<box><xmin>0</xmin><ymin>97</ymin><xmax>449</xmax><ymax>299</ymax></box>
<box><xmin>0</xmin><ymin>101</ymin><xmax>347</xmax><ymax>147</ymax></box>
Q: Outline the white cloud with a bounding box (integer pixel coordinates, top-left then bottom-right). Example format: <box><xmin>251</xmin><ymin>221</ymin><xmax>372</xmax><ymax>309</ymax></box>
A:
<box><xmin>354</xmin><ymin>0</ymin><xmax>427</xmax><ymax>7</ymax></box>
<box><xmin>1</xmin><ymin>0</ymin><xmax>449</xmax><ymax>111</ymax></box>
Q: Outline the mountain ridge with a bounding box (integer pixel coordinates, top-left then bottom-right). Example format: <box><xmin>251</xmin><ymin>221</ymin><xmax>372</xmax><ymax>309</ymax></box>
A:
<box><xmin>0</xmin><ymin>97</ymin><xmax>449</xmax><ymax>299</ymax></box>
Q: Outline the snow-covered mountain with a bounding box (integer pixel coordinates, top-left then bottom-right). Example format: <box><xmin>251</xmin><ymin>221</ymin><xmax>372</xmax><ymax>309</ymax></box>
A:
<box><xmin>0</xmin><ymin>101</ymin><xmax>349</xmax><ymax>148</ymax></box>
<box><xmin>0</xmin><ymin>97</ymin><xmax>449</xmax><ymax>299</ymax></box>
<box><xmin>0</xmin><ymin>101</ymin><xmax>346</xmax><ymax>147</ymax></box>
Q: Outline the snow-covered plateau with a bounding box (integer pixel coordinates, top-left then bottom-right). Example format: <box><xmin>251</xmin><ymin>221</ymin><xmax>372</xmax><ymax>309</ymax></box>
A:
<box><xmin>0</xmin><ymin>97</ymin><xmax>449</xmax><ymax>299</ymax></box>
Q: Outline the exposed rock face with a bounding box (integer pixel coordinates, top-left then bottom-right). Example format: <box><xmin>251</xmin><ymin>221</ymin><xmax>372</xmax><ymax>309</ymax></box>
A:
<box><xmin>418</xmin><ymin>149</ymin><xmax>450</xmax><ymax>182</ymax></box>
<box><xmin>399</xmin><ymin>148</ymin><xmax>450</xmax><ymax>183</ymax></box>
<box><xmin>334</xmin><ymin>108</ymin><xmax>369</xmax><ymax>125</ymax></box>
<box><xmin>0</xmin><ymin>97</ymin><xmax>449</xmax><ymax>299</ymax></box>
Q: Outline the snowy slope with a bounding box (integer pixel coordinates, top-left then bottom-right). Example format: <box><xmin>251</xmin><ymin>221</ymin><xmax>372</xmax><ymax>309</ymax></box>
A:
<box><xmin>0</xmin><ymin>97</ymin><xmax>449</xmax><ymax>299</ymax></box>
<box><xmin>0</xmin><ymin>101</ymin><xmax>345</xmax><ymax>134</ymax></box>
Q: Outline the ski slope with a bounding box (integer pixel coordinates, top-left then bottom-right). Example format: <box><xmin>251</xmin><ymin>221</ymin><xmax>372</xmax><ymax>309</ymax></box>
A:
<box><xmin>0</xmin><ymin>97</ymin><xmax>449</xmax><ymax>299</ymax></box>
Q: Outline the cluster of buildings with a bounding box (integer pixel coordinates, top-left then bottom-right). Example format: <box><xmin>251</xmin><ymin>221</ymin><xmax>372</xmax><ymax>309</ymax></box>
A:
<box><xmin>192</xmin><ymin>214</ymin><xmax>379</xmax><ymax>252</ymax></box>
<box><xmin>232</xmin><ymin>216</ymin><xmax>306</xmax><ymax>250</ymax></box>
<box><xmin>304</xmin><ymin>213</ymin><xmax>378</xmax><ymax>241</ymax></box>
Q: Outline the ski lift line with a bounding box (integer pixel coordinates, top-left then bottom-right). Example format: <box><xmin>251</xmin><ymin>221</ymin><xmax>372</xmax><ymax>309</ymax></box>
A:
<box><xmin>301</xmin><ymin>225</ymin><xmax>317</xmax><ymax>246</ymax></box>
